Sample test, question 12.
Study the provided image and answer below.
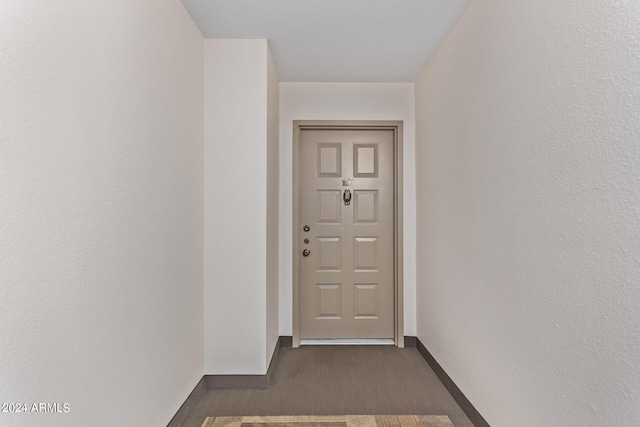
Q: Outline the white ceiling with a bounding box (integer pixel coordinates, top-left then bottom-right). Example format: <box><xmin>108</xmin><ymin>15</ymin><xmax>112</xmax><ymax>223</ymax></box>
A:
<box><xmin>180</xmin><ymin>0</ymin><xmax>473</xmax><ymax>82</ymax></box>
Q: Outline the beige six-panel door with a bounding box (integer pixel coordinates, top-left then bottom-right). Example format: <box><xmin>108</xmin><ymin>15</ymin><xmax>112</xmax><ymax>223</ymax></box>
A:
<box><xmin>300</xmin><ymin>129</ymin><xmax>395</xmax><ymax>339</ymax></box>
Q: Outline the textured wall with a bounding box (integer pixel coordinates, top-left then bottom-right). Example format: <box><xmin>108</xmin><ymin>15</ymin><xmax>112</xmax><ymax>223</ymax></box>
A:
<box><xmin>204</xmin><ymin>39</ymin><xmax>279</xmax><ymax>374</ymax></box>
<box><xmin>266</xmin><ymin>47</ymin><xmax>280</xmax><ymax>368</ymax></box>
<box><xmin>279</xmin><ymin>83</ymin><xmax>416</xmax><ymax>336</ymax></box>
<box><xmin>415</xmin><ymin>0</ymin><xmax>640</xmax><ymax>426</ymax></box>
<box><xmin>0</xmin><ymin>1</ymin><xmax>204</xmax><ymax>426</ymax></box>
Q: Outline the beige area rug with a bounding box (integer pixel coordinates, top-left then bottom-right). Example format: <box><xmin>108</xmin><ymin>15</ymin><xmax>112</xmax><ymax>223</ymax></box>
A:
<box><xmin>201</xmin><ymin>415</ymin><xmax>454</xmax><ymax>427</ymax></box>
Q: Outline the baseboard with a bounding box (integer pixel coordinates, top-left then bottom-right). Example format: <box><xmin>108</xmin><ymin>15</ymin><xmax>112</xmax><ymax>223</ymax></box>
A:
<box><xmin>414</xmin><ymin>337</ymin><xmax>490</xmax><ymax>427</ymax></box>
<box><xmin>204</xmin><ymin>335</ymin><xmax>290</xmax><ymax>390</ymax></box>
<box><xmin>168</xmin><ymin>336</ymin><xmax>290</xmax><ymax>425</ymax></box>
<box><xmin>403</xmin><ymin>336</ymin><xmax>417</xmax><ymax>348</ymax></box>
<box><xmin>279</xmin><ymin>335</ymin><xmax>293</xmax><ymax>348</ymax></box>
<box><xmin>166</xmin><ymin>376</ymin><xmax>206</xmax><ymax>427</ymax></box>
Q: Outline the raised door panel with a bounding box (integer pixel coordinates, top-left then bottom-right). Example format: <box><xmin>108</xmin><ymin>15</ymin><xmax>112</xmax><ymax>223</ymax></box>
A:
<box><xmin>354</xmin><ymin>284</ymin><xmax>379</xmax><ymax>319</ymax></box>
<box><xmin>317</xmin><ymin>237</ymin><xmax>341</xmax><ymax>271</ymax></box>
<box><xmin>317</xmin><ymin>143</ymin><xmax>341</xmax><ymax>177</ymax></box>
<box><xmin>317</xmin><ymin>190</ymin><xmax>341</xmax><ymax>224</ymax></box>
<box><xmin>354</xmin><ymin>237</ymin><xmax>377</xmax><ymax>271</ymax></box>
<box><xmin>353</xmin><ymin>190</ymin><xmax>378</xmax><ymax>224</ymax></box>
<box><xmin>354</xmin><ymin>144</ymin><xmax>378</xmax><ymax>177</ymax></box>
<box><xmin>317</xmin><ymin>284</ymin><xmax>341</xmax><ymax>319</ymax></box>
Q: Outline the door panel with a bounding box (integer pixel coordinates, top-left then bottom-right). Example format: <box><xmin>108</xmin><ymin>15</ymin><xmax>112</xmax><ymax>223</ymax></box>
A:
<box><xmin>353</xmin><ymin>190</ymin><xmax>378</xmax><ymax>223</ymax></box>
<box><xmin>354</xmin><ymin>237</ymin><xmax>377</xmax><ymax>271</ymax></box>
<box><xmin>317</xmin><ymin>191</ymin><xmax>341</xmax><ymax>223</ymax></box>
<box><xmin>317</xmin><ymin>284</ymin><xmax>341</xmax><ymax>319</ymax></box>
<box><xmin>317</xmin><ymin>237</ymin><xmax>341</xmax><ymax>271</ymax></box>
<box><xmin>300</xmin><ymin>129</ymin><xmax>394</xmax><ymax>339</ymax></box>
<box><xmin>317</xmin><ymin>144</ymin><xmax>342</xmax><ymax>177</ymax></box>
<box><xmin>354</xmin><ymin>144</ymin><xmax>378</xmax><ymax>176</ymax></box>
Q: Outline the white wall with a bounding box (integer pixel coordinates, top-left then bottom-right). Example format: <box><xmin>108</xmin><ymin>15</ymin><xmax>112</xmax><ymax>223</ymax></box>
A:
<box><xmin>0</xmin><ymin>1</ymin><xmax>204</xmax><ymax>426</ymax></box>
<box><xmin>415</xmin><ymin>0</ymin><xmax>640</xmax><ymax>426</ymax></box>
<box><xmin>266</xmin><ymin>48</ymin><xmax>280</xmax><ymax>368</ymax></box>
<box><xmin>204</xmin><ymin>39</ymin><xmax>279</xmax><ymax>374</ymax></box>
<box><xmin>279</xmin><ymin>83</ymin><xmax>416</xmax><ymax>336</ymax></box>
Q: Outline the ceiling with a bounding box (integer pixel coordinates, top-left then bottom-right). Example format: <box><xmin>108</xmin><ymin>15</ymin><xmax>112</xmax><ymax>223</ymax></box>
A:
<box><xmin>180</xmin><ymin>0</ymin><xmax>473</xmax><ymax>82</ymax></box>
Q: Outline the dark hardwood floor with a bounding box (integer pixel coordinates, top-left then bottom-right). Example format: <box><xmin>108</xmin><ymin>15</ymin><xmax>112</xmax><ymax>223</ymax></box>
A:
<box><xmin>174</xmin><ymin>345</ymin><xmax>475</xmax><ymax>427</ymax></box>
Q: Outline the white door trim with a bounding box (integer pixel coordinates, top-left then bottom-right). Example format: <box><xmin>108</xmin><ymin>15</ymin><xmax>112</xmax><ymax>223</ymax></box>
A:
<box><xmin>292</xmin><ymin>120</ymin><xmax>404</xmax><ymax>348</ymax></box>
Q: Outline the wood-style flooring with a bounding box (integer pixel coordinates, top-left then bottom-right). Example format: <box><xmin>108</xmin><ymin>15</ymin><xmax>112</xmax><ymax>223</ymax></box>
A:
<box><xmin>174</xmin><ymin>345</ymin><xmax>475</xmax><ymax>427</ymax></box>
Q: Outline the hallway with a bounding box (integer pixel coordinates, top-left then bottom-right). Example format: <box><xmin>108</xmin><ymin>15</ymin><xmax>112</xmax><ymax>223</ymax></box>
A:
<box><xmin>173</xmin><ymin>345</ymin><xmax>474</xmax><ymax>427</ymax></box>
<box><xmin>2</xmin><ymin>1</ymin><xmax>639</xmax><ymax>426</ymax></box>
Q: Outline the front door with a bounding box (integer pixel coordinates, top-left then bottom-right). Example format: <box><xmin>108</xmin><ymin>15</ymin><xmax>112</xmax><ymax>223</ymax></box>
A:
<box><xmin>299</xmin><ymin>128</ymin><xmax>395</xmax><ymax>340</ymax></box>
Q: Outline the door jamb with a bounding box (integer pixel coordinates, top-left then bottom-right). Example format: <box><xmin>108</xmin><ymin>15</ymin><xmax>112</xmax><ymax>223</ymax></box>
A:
<box><xmin>292</xmin><ymin>120</ymin><xmax>404</xmax><ymax>348</ymax></box>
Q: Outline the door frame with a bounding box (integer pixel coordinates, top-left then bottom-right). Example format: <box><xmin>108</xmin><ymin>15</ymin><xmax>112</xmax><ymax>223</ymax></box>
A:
<box><xmin>292</xmin><ymin>120</ymin><xmax>404</xmax><ymax>348</ymax></box>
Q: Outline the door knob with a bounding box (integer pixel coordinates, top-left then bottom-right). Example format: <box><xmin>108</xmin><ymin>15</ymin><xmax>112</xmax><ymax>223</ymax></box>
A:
<box><xmin>302</xmin><ymin>249</ymin><xmax>310</xmax><ymax>257</ymax></box>
<box><xmin>303</xmin><ymin>225</ymin><xmax>310</xmax><ymax>232</ymax></box>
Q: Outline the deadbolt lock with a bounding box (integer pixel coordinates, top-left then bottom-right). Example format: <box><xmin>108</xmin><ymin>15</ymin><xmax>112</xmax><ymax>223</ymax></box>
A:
<box><xmin>303</xmin><ymin>225</ymin><xmax>310</xmax><ymax>232</ymax></box>
<box><xmin>304</xmin><ymin>238</ymin><xmax>310</xmax><ymax>244</ymax></box>
<box><xmin>302</xmin><ymin>249</ymin><xmax>310</xmax><ymax>257</ymax></box>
